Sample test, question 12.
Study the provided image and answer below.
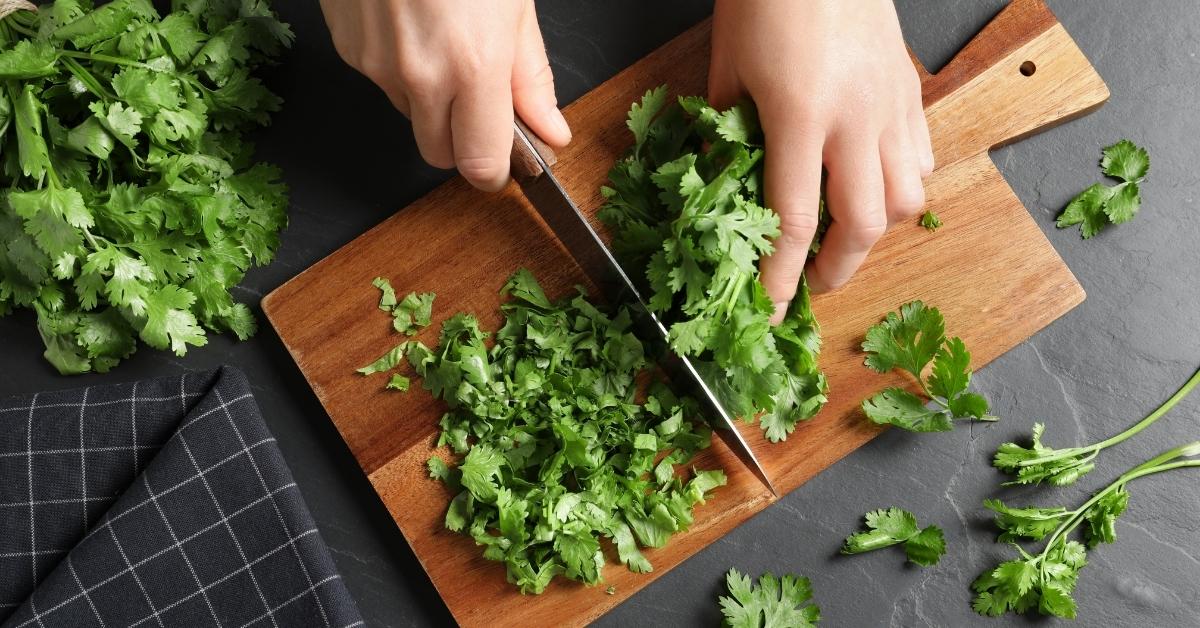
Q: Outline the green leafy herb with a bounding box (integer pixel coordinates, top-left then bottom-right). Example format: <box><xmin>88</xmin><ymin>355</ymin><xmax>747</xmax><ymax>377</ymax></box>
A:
<box><xmin>719</xmin><ymin>568</ymin><xmax>820</xmax><ymax>628</ymax></box>
<box><xmin>1057</xmin><ymin>140</ymin><xmax>1150</xmax><ymax>238</ymax></box>
<box><xmin>861</xmin><ymin>301</ymin><xmax>994</xmax><ymax>432</ymax></box>
<box><xmin>0</xmin><ymin>1</ymin><xmax>292</xmax><ymax>374</ymax></box>
<box><xmin>368</xmin><ymin>269</ymin><xmax>725</xmax><ymax>594</ymax></box>
<box><xmin>840</xmin><ymin>507</ymin><xmax>946</xmax><ymax>567</ymax></box>
<box><xmin>994</xmin><ymin>367</ymin><xmax>1200</xmax><ymax>485</ymax></box>
<box><xmin>919</xmin><ymin>210</ymin><xmax>942</xmax><ymax>231</ymax></box>
<box><xmin>369</xmin><ymin>277</ymin><xmax>435</xmax><ymax>335</ymax></box>
<box><xmin>598</xmin><ymin>87</ymin><xmax>829</xmax><ymax>442</ymax></box>
<box><xmin>974</xmin><ymin>441</ymin><xmax>1200</xmax><ymax>618</ymax></box>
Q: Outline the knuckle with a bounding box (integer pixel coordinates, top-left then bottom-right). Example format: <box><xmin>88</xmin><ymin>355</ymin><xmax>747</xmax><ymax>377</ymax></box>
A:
<box><xmin>889</xmin><ymin>183</ymin><xmax>926</xmax><ymax>216</ymax></box>
<box><xmin>845</xmin><ymin>217</ymin><xmax>888</xmax><ymax>249</ymax></box>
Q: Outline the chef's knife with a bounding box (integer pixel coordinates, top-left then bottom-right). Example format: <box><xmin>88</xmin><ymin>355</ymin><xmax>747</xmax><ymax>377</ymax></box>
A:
<box><xmin>509</xmin><ymin>120</ymin><xmax>778</xmax><ymax>497</ymax></box>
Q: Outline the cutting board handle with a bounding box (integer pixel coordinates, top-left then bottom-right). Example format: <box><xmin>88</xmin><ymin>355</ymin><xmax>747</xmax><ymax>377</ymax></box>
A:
<box><xmin>917</xmin><ymin>0</ymin><xmax>1109</xmax><ymax>169</ymax></box>
<box><xmin>510</xmin><ymin>118</ymin><xmax>559</xmax><ymax>182</ymax></box>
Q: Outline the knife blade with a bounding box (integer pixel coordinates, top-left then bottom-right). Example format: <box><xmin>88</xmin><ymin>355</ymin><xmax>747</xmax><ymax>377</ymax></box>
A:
<box><xmin>509</xmin><ymin>120</ymin><xmax>778</xmax><ymax>497</ymax></box>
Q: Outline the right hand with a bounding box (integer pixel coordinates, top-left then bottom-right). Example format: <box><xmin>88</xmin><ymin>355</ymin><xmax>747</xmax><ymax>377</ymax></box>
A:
<box><xmin>319</xmin><ymin>0</ymin><xmax>573</xmax><ymax>191</ymax></box>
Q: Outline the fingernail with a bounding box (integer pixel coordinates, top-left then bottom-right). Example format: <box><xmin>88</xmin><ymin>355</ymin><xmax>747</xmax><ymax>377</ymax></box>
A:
<box><xmin>549</xmin><ymin>108</ymin><xmax>571</xmax><ymax>143</ymax></box>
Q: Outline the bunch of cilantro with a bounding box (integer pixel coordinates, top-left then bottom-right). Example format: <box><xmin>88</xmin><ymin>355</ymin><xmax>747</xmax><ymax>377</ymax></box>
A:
<box><xmin>599</xmin><ymin>87</ymin><xmax>828</xmax><ymax>443</ymax></box>
<box><xmin>0</xmin><ymin>0</ymin><xmax>292</xmax><ymax>374</ymax></box>
<box><xmin>385</xmin><ymin>270</ymin><xmax>726</xmax><ymax>594</ymax></box>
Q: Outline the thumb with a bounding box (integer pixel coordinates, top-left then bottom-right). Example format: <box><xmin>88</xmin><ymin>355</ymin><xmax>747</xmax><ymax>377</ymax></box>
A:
<box><xmin>511</xmin><ymin>1</ymin><xmax>570</xmax><ymax>147</ymax></box>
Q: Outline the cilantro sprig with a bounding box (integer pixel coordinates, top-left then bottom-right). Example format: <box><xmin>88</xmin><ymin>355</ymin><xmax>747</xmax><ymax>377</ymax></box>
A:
<box><xmin>362</xmin><ymin>270</ymin><xmax>726</xmax><ymax>594</ymax></box>
<box><xmin>861</xmin><ymin>301</ymin><xmax>995</xmax><ymax>432</ymax></box>
<box><xmin>719</xmin><ymin>568</ymin><xmax>820</xmax><ymax>628</ymax></box>
<box><xmin>599</xmin><ymin>87</ymin><xmax>829</xmax><ymax>442</ymax></box>
<box><xmin>840</xmin><ymin>507</ymin><xmax>946</xmax><ymax>567</ymax></box>
<box><xmin>1057</xmin><ymin>140</ymin><xmax>1150</xmax><ymax>238</ymax></box>
<box><xmin>994</xmin><ymin>367</ymin><xmax>1200</xmax><ymax>485</ymax></box>
<box><xmin>0</xmin><ymin>1</ymin><xmax>292</xmax><ymax>374</ymax></box>
<box><xmin>973</xmin><ymin>441</ymin><xmax>1200</xmax><ymax>618</ymax></box>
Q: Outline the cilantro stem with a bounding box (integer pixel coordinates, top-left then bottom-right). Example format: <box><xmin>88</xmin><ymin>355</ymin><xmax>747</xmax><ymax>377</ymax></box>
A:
<box><xmin>4</xmin><ymin>20</ymin><xmax>35</xmax><ymax>38</ymax></box>
<box><xmin>60</xmin><ymin>56</ymin><xmax>118</xmax><ymax>101</ymax></box>
<box><xmin>59</xmin><ymin>50</ymin><xmax>157</xmax><ymax>71</ymax></box>
<box><xmin>1017</xmin><ymin>367</ymin><xmax>1200</xmax><ymax>467</ymax></box>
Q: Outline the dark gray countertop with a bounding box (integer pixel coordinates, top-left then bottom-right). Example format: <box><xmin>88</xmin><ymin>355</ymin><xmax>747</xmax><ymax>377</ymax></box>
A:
<box><xmin>3</xmin><ymin>1</ymin><xmax>1197</xmax><ymax>626</ymax></box>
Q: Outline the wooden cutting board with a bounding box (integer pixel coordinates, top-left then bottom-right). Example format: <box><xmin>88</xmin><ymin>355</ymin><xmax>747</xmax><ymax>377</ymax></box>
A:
<box><xmin>263</xmin><ymin>1</ymin><xmax>1107</xmax><ymax>625</ymax></box>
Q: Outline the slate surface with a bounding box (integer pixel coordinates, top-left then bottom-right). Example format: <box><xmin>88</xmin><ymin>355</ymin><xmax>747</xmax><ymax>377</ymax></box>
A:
<box><xmin>2</xmin><ymin>1</ymin><xmax>1197</xmax><ymax>626</ymax></box>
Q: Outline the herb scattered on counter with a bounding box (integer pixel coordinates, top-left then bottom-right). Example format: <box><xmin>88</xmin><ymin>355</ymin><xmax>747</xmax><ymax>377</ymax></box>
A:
<box><xmin>0</xmin><ymin>0</ymin><xmax>293</xmax><ymax>375</ymax></box>
<box><xmin>1057</xmin><ymin>139</ymin><xmax>1150</xmax><ymax>239</ymax></box>
<box><xmin>860</xmin><ymin>301</ymin><xmax>995</xmax><ymax>432</ymax></box>
<box><xmin>919</xmin><ymin>210</ymin><xmax>942</xmax><ymax>231</ymax></box>
<box><xmin>973</xmin><ymin>441</ymin><xmax>1200</xmax><ymax>619</ymax></box>
<box><xmin>366</xmin><ymin>269</ymin><xmax>725</xmax><ymax>594</ymax></box>
<box><xmin>719</xmin><ymin>568</ymin><xmax>820</xmax><ymax>628</ymax></box>
<box><xmin>598</xmin><ymin>86</ymin><xmax>829</xmax><ymax>443</ymax></box>
<box><xmin>994</xmin><ymin>367</ymin><xmax>1200</xmax><ymax>486</ymax></box>
<box><xmin>840</xmin><ymin>507</ymin><xmax>945</xmax><ymax>567</ymax></box>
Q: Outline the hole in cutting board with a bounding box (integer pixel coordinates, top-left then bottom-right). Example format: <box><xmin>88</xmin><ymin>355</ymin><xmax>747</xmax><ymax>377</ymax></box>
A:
<box><xmin>1019</xmin><ymin>60</ymin><xmax>1037</xmax><ymax>76</ymax></box>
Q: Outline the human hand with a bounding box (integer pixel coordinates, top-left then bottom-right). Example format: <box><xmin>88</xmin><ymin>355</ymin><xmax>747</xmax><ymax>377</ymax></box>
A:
<box><xmin>319</xmin><ymin>0</ymin><xmax>572</xmax><ymax>191</ymax></box>
<box><xmin>709</xmin><ymin>0</ymin><xmax>934</xmax><ymax>323</ymax></box>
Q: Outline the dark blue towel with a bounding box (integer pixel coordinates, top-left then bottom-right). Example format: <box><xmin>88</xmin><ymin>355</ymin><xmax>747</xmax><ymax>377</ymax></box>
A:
<box><xmin>0</xmin><ymin>367</ymin><xmax>362</xmax><ymax>628</ymax></box>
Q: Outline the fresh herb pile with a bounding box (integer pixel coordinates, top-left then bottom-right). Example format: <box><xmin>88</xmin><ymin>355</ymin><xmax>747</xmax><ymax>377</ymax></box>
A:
<box><xmin>0</xmin><ymin>0</ymin><xmax>292</xmax><ymax>374</ymax></box>
<box><xmin>840</xmin><ymin>507</ymin><xmax>945</xmax><ymax>567</ymax></box>
<box><xmin>598</xmin><ymin>87</ymin><xmax>828</xmax><ymax>443</ymax></box>
<box><xmin>974</xmin><ymin>441</ymin><xmax>1200</xmax><ymax>619</ymax></box>
<box><xmin>360</xmin><ymin>270</ymin><xmax>726</xmax><ymax>594</ymax></box>
<box><xmin>1057</xmin><ymin>139</ymin><xmax>1150</xmax><ymax>239</ymax></box>
<box><xmin>861</xmin><ymin>301</ymin><xmax>995</xmax><ymax>432</ymax></box>
<box><xmin>718</xmin><ymin>568</ymin><xmax>820</xmax><ymax>628</ymax></box>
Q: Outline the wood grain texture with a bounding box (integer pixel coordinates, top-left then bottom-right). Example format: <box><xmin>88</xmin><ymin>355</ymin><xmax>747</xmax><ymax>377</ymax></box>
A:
<box><xmin>262</xmin><ymin>1</ymin><xmax>1107</xmax><ymax>625</ymax></box>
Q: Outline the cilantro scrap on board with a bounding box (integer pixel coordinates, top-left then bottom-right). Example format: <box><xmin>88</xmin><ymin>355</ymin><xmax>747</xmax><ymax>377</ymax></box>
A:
<box><xmin>840</xmin><ymin>507</ymin><xmax>946</xmax><ymax>567</ymax></box>
<box><xmin>599</xmin><ymin>86</ymin><xmax>829</xmax><ymax>443</ymax></box>
<box><xmin>974</xmin><ymin>441</ymin><xmax>1200</xmax><ymax>619</ymax></box>
<box><xmin>719</xmin><ymin>568</ymin><xmax>820</xmax><ymax>628</ymax></box>
<box><xmin>360</xmin><ymin>270</ymin><xmax>726</xmax><ymax>594</ymax></box>
<box><xmin>919</xmin><ymin>210</ymin><xmax>942</xmax><ymax>231</ymax></box>
<box><xmin>860</xmin><ymin>301</ymin><xmax>995</xmax><ymax>432</ymax></box>
<box><xmin>1057</xmin><ymin>140</ymin><xmax>1150</xmax><ymax>238</ymax></box>
<box><xmin>0</xmin><ymin>0</ymin><xmax>292</xmax><ymax>374</ymax></box>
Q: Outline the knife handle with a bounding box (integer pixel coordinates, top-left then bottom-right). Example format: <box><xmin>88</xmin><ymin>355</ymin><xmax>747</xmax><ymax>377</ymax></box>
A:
<box><xmin>510</xmin><ymin>118</ymin><xmax>558</xmax><ymax>182</ymax></box>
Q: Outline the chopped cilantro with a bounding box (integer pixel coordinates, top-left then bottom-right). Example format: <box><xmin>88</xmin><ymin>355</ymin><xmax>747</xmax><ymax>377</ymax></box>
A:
<box><xmin>0</xmin><ymin>0</ymin><xmax>292</xmax><ymax>374</ymax></box>
<box><xmin>718</xmin><ymin>568</ymin><xmax>820</xmax><ymax>627</ymax></box>
<box><xmin>363</xmin><ymin>270</ymin><xmax>726</xmax><ymax>594</ymax></box>
<box><xmin>599</xmin><ymin>87</ymin><xmax>829</xmax><ymax>442</ymax></box>
<box><xmin>861</xmin><ymin>302</ymin><xmax>995</xmax><ymax>432</ymax></box>
<box><xmin>919</xmin><ymin>210</ymin><xmax>942</xmax><ymax>231</ymax></box>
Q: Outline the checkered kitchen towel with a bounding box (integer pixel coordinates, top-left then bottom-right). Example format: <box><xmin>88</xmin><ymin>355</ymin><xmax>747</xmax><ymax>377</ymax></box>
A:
<box><xmin>0</xmin><ymin>367</ymin><xmax>362</xmax><ymax>628</ymax></box>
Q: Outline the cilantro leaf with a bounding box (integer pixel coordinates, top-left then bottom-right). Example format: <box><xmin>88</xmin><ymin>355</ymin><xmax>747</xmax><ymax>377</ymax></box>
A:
<box><xmin>718</xmin><ymin>568</ymin><xmax>820</xmax><ymax>628</ymax></box>
<box><xmin>1100</xmin><ymin>139</ymin><xmax>1149</xmax><ymax>182</ymax></box>
<box><xmin>862</xmin><ymin>301</ymin><xmax>944</xmax><ymax>378</ymax></box>
<box><xmin>841</xmin><ymin>507</ymin><xmax>946</xmax><ymax>566</ymax></box>
<box><xmin>1057</xmin><ymin>140</ymin><xmax>1150</xmax><ymax>238</ymax></box>
<box><xmin>861</xmin><ymin>302</ymin><xmax>993</xmax><ymax>432</ymax></box>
